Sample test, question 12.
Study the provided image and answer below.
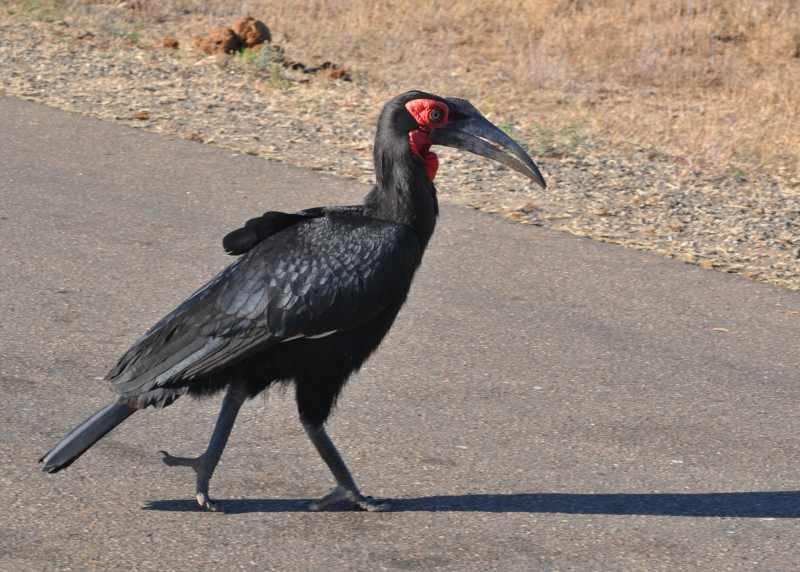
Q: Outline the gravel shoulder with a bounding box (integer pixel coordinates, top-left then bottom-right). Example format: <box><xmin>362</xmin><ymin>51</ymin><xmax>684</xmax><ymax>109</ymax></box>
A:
<box><xmin>1</xmin><ymin>11</ymin><xmax>798</xmax><ymax>290</ymax></box>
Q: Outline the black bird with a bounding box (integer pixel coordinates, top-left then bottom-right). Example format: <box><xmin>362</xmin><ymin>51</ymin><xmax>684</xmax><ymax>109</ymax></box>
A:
<box><xmin>39</xmin><ymin>91</ymin><xmax>546</xmax><ymax>511</ymax></box>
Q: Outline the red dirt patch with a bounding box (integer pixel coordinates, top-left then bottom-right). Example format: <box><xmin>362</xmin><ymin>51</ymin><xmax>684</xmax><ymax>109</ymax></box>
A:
<box><xmin>192</xmin><ymin>28</ymin><xmax>243</xmax><ymax>54</ymax></box>
<box><xmin>231</xmin><ymin>17</ymin><xmax>271</xmax><ymax>47</ymax></box>
<box><xmin>161</xmin><ymin>36</ymin><xmax>179</xmax><ymax>49</ymax></box>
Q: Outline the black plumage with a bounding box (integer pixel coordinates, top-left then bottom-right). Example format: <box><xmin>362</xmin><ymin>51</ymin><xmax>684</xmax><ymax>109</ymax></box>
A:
<box><xmin>111</xmin><ymin>211</ymin><xmax>420</xmax><ymax>409</ymax></box>
<box><xmin>40</xmin><ymin>90</ymin><xmax>545</xmax><ymax>511</ymax></box>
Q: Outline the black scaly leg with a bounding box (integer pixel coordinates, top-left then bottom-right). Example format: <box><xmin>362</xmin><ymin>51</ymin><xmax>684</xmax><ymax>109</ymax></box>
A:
<box><xmin>302</xmin><ymin>422</ymin><xmax>389</xmax><ymax>512</ymax></box>
<box><xmin>297</xmin><ymin>376</ymin><xmax>389</xmax><ymax>511</ymax></box>
<box><xmin>159</xmin><ymin>383</ymin><xmax>248</xmax><ymax>512</ymax></box>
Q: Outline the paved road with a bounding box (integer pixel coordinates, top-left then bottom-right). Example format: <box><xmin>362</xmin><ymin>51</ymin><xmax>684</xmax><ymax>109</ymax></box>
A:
<box><xmin>2</xmin><ymin>96</ymin><xmax>799</xmax><ymax>571</ymax></box>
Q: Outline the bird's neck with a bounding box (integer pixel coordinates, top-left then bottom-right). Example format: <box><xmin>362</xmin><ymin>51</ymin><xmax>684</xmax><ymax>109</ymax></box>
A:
<box><xmin>365</xmin><ymin>137</ymin><xmax>438</xmax><ymax>248</ymax></box>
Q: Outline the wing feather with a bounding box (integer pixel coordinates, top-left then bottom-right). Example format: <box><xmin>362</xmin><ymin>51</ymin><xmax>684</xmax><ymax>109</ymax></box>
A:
<box><xmin>108</xmin><ymin>213</ymin><xmax>420</xmax><ymax>402</ymax></box>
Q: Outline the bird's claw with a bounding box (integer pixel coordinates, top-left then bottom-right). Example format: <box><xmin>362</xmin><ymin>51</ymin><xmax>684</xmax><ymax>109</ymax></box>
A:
<box><xmin>195</xmin><ymin>492</ymin><xmax>222</xmax><ymax>513</ymax></box>
<box><xmin>159</xmin><ymin>451</ymin><xmax>220</xmax><ymax>512</ymax></box>
<box><xmin>354</xmin><ymin>495</ymin><xmax>390</xmax><ymax>512</ymax></box>
<box><xmin>309</xmin><ymin>486</ymin><xmax>390</xmax><ymax>512</ymax></box>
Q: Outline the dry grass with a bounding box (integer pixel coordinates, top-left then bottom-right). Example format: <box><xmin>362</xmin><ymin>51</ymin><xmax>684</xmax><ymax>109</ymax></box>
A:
<box><xmin>155</xmin><ymin>0</ymin><xmax>799</xmax><ymax>177</ymax></box>
<box><xmin>11</xmin><ymin>0</ymin><xmax>800</xmax><ymax>178</ymax></box>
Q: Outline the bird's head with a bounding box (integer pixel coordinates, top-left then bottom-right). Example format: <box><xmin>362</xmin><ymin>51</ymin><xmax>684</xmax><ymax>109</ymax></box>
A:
<box><xmin>378</xmin><ymin>90</ymin><xmax>547</xmax><ymax>189</ymax></box>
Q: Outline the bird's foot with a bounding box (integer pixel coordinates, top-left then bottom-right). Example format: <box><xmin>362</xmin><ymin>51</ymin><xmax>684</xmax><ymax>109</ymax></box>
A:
<box><xmin>309</xmin><ymin>486</ymin><xmax>390</xmax><ymax>512</ymax></box>
<box><xmin>194</xmin><ymin>491</ymin><xmax>222</xmax><ymax>513</ymax></box>
<box><xmin>158</xmin><ymin>450</ymin><xmax>220</xmax><ymax>512</ymax></box>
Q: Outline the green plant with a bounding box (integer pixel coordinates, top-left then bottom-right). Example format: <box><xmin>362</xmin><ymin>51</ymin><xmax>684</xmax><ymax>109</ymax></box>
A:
<box><xmin>236</xmin><ymin>46</ymin><xmax>290</xmax><ymax>88</ymax></box>
<box><xmin>236</xmin><ymin>47</ymin><xmax>260</xmax><ymax>66</ymax></box>
<box><xmin>108</xmin><ymin>23</ymin><xmax>142</xmax><ymax>44</ymax></box>
<box><xmin>237</xmin><ymin>45</ymin><xmax>284</xmax><ymax>70</ymax></box>
<box><xmin>497</xmin><ymin>121</ymin><xmax>516</xmax><ymax>136</ymax></box>
<box><xmin>266</xmin><ymin>62</ymin><xmax>290</xmax><ymax>89</ymax></box>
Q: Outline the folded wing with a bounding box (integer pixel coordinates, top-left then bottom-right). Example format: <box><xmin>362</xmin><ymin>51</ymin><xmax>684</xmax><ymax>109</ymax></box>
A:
<box><xmin>108</xmin><ymin>213</ymin><xmax>420</xmax><ymax>405</ymax></box>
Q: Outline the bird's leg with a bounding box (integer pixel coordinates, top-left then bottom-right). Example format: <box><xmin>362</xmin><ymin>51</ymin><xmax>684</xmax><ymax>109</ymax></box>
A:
<box><xmin>159</xmin><ymin>383</ymin><xmax>248</xmax><ymax>512</ymax></box>
<box><xmin>302</xmin><ymin>422</ymin><xmax>389</xmax><ymax>512</ymax></box>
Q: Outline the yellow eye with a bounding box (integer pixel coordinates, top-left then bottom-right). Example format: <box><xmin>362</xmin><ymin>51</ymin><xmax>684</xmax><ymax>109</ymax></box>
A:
<box><xmin>429</xmin><ymin>108</ymin><xmax>443</xmax><ymax>123</ymax></box>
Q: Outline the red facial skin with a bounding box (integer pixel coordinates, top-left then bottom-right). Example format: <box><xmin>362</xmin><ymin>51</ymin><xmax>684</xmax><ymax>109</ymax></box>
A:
<box><xmin>404</xmin><ymin>99</ymin><xmax>450</xmax><ymax>181</ymax></box>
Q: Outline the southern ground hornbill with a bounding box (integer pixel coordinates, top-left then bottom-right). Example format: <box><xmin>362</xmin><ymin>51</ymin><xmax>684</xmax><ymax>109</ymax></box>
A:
<box><xmin>40</xmin><ymin>91</ymin><xmax>546</xmax><ymax>511</ymax></box>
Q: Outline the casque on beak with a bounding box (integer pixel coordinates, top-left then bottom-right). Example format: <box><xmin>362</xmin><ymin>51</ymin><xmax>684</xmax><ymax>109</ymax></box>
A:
<box><xmin>430</xmin><ymin>98</ymin><xmax>547</xmax><ymax>189</ymax></box>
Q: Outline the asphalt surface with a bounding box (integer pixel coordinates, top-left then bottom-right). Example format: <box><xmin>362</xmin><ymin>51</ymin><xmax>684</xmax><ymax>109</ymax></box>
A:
<box><xmin>2</xmin><ymin>96</ymin><xmax>799</xmax><ymax>571</ymax></box>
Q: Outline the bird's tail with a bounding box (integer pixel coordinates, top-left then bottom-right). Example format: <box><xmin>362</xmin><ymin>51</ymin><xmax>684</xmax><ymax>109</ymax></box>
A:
<box><xmin>39</xmin><ymin>401</ymin><xmax>136</xmax><ymax>473</ymax></box>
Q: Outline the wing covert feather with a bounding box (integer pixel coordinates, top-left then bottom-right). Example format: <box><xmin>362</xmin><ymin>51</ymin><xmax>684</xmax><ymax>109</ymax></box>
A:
<box><xmin>109</xmin><ymin>214</ymin><xmax>420</xmax><ymax>400</ymax></box>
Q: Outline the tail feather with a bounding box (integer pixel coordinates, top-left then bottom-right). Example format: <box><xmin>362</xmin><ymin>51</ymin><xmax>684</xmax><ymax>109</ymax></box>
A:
<box><xmin>39</xmin><ymin>402</ymin><xmax>136</xmax><ymax>473</ymax></box>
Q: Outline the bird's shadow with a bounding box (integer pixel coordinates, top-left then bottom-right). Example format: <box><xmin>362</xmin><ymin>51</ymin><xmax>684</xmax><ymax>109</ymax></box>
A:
<box><xmin>144</xmin><ymin>491</ymin><xmax>800</xmax><ymax>518</ymax></box>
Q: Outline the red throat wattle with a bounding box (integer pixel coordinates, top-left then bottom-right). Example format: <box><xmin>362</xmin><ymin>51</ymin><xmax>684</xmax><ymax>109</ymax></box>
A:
<box><xmin>404</xmin><ymin>98</ymin><xmax>449</xmax><ymax>182</ymax></box>
<box><xmin>408</xmin><ymin>129</ymin><xmax>439</xmax><ymax>181</ymax></box>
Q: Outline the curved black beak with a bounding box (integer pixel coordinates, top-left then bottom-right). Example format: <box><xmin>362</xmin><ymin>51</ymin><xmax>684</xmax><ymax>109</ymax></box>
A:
<box><xmin>431</xmin><ymin>98</ymin><xmax>546</xmax><ymax>189</ymax></box>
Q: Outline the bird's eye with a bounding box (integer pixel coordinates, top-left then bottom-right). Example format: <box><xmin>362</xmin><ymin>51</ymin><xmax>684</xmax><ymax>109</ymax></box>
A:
<box><xmin>429</xmin><ymin>108</ymin><xmax>443</xmax><ymax>123</ymax></box>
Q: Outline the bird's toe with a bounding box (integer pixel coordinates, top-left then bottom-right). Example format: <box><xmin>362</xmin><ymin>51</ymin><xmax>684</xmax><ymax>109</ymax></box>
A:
<box><xmin>308</xmin><ymin>486</ymin><xmax>350</xmax><ymax>511</ymax></box>
<box><xmin>159</xmin><ymin>450</ymin><xmax>203</xmax><ymax>470</ymax></box>
<box><xmin>196</xmin><ymin>492</ymin><xmax>222</xmax><ymax>513</ymax></box>
<box><xmin>159</xmin><ymin>450</ymin><xmax>187</xmax><ymax>467</ymax></box>
<box><xmin>309</xmin><ymin>487</ymin><xmax>389</xmax><ymax>512</ymax></box>
<box><xmin>355</xmin><ymin>496</ymin><xmax>391</xmax><ymax>512</ymax></box>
